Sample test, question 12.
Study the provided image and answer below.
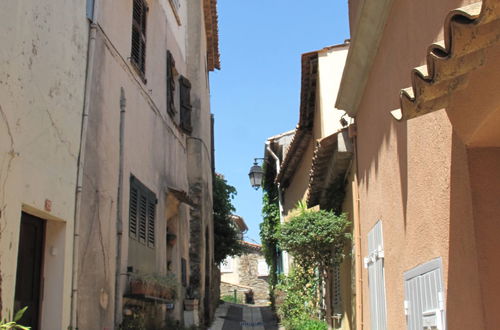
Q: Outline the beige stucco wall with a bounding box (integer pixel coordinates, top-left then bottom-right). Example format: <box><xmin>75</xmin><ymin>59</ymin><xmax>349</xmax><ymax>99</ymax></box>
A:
<box><xmin>0</xmin><ymin>0</ymin><xmax>88</xmax><ymax>327</ymax></box>
<box><xmin>351</xmin><ymin>0</ymin><xmax>484</xmax><ymax>329</ymax></box>
<box><xmin>77</xmin><ymin>0</ymin><xmax>214</xmax><ymax>328</ymax></box>
<box><xmin>318</xmin><ymin>46</ymin><xmax>349</xmax><ymax>137</ymax></box>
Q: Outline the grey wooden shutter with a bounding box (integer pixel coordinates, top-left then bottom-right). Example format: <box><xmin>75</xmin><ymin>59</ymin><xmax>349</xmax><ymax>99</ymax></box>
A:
<box><xmin>129</xmin><ymin>184</ymin><xmax>139</xmax><ymax>239</ymax></box>
<box><xmin>147</xmin><ymin>199</ymin><xmax>156</xmax><ymax>247</ymax></box>
<box><xmin>166</xmin><ymin>51</ymin><xmax>176</xmax><ymax>116</ymax></box>
<box><xmin>179</xmin><ymin>75</ymin><xmax>192</xmax><ymax>133</ymax></box>
<box><xmin>131</xmin><ymin>0</ymin><xmax>147</xmax><ymax>75</ymax></box>
<box><xmin>404</xmin><ymin>258</ymin><xmax>445</xmax><ymax>330</ymax></box>
<box><xmin>130</xmin><ymin>176</ymin><xmax>156</xmax><ymax>247</ymax></box>
<box><xmin>365</xmin><ymin>221</ymin><xmax>387</xmax><ymax>330</ymax></box>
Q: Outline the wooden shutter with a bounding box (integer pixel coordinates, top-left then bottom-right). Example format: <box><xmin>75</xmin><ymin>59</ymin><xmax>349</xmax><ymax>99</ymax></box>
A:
<box><xmin>179</xmin><ymin>75</ymin><xmax>192</xmax><ymax>133</ymax></box>
<box><xmin>131</xmin><ymin>0</ymin><xmax>147</xmax><ymax>75</ymax></box>
<box><xmin>147</xmin><ymin>198</ymin><xmax>156</xmax><ymax>247</ymax></box>
<box><xmin>129</xmin><ymin>185</ymin><xmax>139</xmax><ymax>239</ymax></box>
<box><xmin>404</xmin><ymin>258</ymin><xmax>445</xmax><ymax>330</ymax></box>
<box><xmin>166</xmin><ymin>51</ymin><xmax>176</xmax><ymax>116</ymax></box>
<box><xmin>130</xmin><ymin>176</ymin><xmax>156</xmax><ymax>248</ymax></box>
<box><xmin>365</xmin><ymin>221</ymin><xmax>387</xmax><ymax>330</ymax></box>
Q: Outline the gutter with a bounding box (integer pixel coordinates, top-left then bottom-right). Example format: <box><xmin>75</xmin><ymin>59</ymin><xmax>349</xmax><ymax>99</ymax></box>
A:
<box><xmin>70</xmin><ymin>1</ymin><xmax>100</xmax><ymax>328</ymax></box>
<box><xmin>335</xmin><ymin>0</ymin><xmax>394</xmax><ymax>116</ymax></box>
<box><xmin>114</xmin><ymin>88</ymin><xmax>126</xmax><ymax>329</ymax></box>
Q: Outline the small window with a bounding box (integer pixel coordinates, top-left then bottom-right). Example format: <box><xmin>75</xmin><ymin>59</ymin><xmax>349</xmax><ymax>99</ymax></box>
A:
<box><xmin>166</xmin><ymin>51</ymin><xmax>176</xmax><ymax>116</ymax></box>
<box><xmin>129</xmin><ymin>176</ymin><xmax>157</xmax><ymax>248</ymax></box>
<box><xmin>220</xmin><ymin>257</ymin><xmax>233</xmax><ymax>273</ymax></box>
<box><xmin>179</xmin><ymin>75</ymin><xmax>192</xmax><ymax>134</ymax></box>
<box><xmin>131</xmin><ymin>0</ymin><xmax>147</xmax><ymax>77</ymax></box>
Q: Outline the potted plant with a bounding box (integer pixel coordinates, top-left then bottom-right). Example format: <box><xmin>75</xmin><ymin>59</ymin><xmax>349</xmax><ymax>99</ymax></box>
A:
<box><xmin>129</xmin><ymin>273</ymin><xmax>156</xmax><ymax>296</ymax></box>
<box><xmin>153</xmin><ymin>273</ymin><xmax>178</xmax><ymax>300</ymax></box>
<box><xmin>184</xmin><ymin>287</ymin><xmax>199</xmax><ymax>311</ymax></box>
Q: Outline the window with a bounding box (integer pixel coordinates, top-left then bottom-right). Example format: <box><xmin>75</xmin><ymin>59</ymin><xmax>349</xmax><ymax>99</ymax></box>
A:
<box><xmin>404</xmin><ymin>258</ymin><xmax>445</xmax><ymax>330</ymax></box>
<box><xmin>131</xmin><ymin>0</ymin><xmax>147</xmax><ymax>76</ymax></box>
<box><xmin>364</xmin><ymin>221</ymin><xmax>387</xmax><ymax>330</ymax></box>
<box><xmin>129</xmin><ymin>176</ymin><xmax>157</xmax><ymax>248</ymax></box>
<box><xmin>166</xmin><ymin>51</ymin><xmax>176</xmax><ymax>116</ymax></box>
<box><xmin>179</xmin><ymin>75</ymin><xmax>192</xmax><ymax>133</ymax></box>
<box><xmin>220</xmin><ymin>257</ymin><xmax>233</xmax><ymax>273</ymax></box>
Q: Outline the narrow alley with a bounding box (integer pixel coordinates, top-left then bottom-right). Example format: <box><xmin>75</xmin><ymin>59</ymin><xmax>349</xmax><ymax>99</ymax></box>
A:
<box><xmin>210</xmin><ymin>303</ymin><xmax>279</xmax><ymax>330</ymax></box>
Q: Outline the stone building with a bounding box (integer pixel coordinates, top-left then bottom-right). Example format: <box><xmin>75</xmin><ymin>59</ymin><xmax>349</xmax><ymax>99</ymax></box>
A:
<box><xmin>0</xmin><ymin>1</ymin><xmax>88</xmax><ymax>329</ymax></box>
<box><xmin>75</xmin><ymin>0</ymin><xmax>220</xmax><ymax>329</ymax></box>
<box><xmin>220</xmin><ymin>242</ymin><xmax>270</xmax><ymax>305</ymax></box>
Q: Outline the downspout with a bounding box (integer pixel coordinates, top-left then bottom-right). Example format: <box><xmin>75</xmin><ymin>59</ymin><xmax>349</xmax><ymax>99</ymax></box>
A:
<box><xmin>114</xmin><ymin>88</ymin><xmax>126</xmax><ymax>329</ymax></box>
<box><xmin>265</xmin><ymin>142</ymin><xmax>289</xmax><ymax>275</ymax></box>
<box><xmin>352</xmin><ymin>133</ymin><xmax>364</xmax><ymax>330</ymax></box>
<box><xmin>70</xmin><ymin>1</ymin><xmax>99</xmax><ymax>328</ymax></box>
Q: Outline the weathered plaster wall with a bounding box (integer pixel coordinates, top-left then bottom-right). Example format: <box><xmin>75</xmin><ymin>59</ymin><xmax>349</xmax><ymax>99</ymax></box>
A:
<box><xmin>0</xmin><ymin>0</ymin><xmax>88</xmax><ymax>327</ymax></box>
<box><xmin>352</xmin><ymin>0</ymin><xmax>483</xmax><ymax>329</ymax></box>
<box><xmin>77</xmin><ymin>0</ymin><xmax>213</xmax><ymax>328</ymax></box>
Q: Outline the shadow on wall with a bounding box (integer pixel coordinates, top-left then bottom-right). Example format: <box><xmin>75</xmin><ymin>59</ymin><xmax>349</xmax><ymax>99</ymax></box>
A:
<box><xmin>446</xmin><ymin>134</ymin><xmax>484</xmax><ymax>329</ymax></box>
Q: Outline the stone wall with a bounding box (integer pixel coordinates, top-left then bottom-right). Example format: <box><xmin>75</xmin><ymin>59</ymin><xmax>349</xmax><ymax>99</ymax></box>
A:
<box><xmin>238</xmin><ymin>250</ymin><xmax>269</xmax><ymax>303</ymax></box>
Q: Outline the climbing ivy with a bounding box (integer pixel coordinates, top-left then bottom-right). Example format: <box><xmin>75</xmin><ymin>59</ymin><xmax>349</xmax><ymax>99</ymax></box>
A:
<box><xmin>213</xmin><ymin>174</ymin><xmax>244</xmax><ymax>264</ymax></box>
<box><xmin>259</xmin><ymin>162</ymin><xmax>281</xmax><ymax>304</ymax></box>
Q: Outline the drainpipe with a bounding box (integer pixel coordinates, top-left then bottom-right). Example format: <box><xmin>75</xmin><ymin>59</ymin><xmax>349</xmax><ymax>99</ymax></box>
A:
<box><xmin>70</xmin><ymin>1</ymin><xmax>99</xmax><ymax>328</ymax></box>
<box><xmin>114</xmin><ymin>88</ymin><xmax>126</xmax><ymax>329</ymax></box>
<box><xmin>265</xmin><ymin>142</ymin><xmax>289</xmax><ymax>275</ymax></box>
<box><xmin>352</xmin><ymin>134</ymin><xmax>364</xmax><ymax>330</ymax></box>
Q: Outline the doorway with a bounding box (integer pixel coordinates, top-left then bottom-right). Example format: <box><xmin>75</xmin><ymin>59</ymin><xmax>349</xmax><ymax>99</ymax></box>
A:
<box><xmin>14</xmin><ymin>212</ymin><xmax>45</xmax><ymax>330</ymax></box>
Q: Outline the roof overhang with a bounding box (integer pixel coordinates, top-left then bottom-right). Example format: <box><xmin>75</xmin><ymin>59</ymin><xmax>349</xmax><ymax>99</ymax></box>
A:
<box><xmin>276</xmin><ymin>51</ymin><xmax>319</xmax><ymax>188</ymax></box>
<box><xmin>203</xmin><ymin>0</ymin><xmax>220</xmax><ymax>71</ymax></box>
<box><xmin>231</xmin><ymin>215</ymin><xmax>248</xmax><ymax>233</ymax></box>
<box><xmin>335</xmin><ymin>0</ymin><xmax>394</xmax><ymax>116</ymax></box>
<box><xmin>307</xmin><ymin>128</ymin><xmax>353</xmax><ymax>208</ymax></box>
<box><xmin>392</xmin><ymin>0</ymin><xmax>500</xmax><ymax>121</ymax></box>
<box><xmin>168</xmin><ymin>187</ymin><xmax>195</xmax><ymax>206</ymax></box>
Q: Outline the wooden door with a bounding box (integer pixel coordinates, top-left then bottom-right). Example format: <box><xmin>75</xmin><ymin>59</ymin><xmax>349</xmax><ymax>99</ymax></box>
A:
<box><xmin>14</xmin><ymin>213</ymin><xmax>45</xmax><ymax>330</ymax></box>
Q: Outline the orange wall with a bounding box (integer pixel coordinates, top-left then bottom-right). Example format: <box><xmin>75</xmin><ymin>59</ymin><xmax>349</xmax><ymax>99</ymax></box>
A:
<box><xmin>468</xmin><ymin>148</ymin><xmax>500</xmax><ymax>329</ymax></box>
<box><xmin>353</xmin><ymin>0</ymin><xmax>484</xmax><ymax>328</ymax></box>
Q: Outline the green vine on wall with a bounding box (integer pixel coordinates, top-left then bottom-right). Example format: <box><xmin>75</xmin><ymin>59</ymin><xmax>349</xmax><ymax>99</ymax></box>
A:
<box><xmin>259</xmin><ymin>162</ymin><xmax>281</xmax><ymax>304</ymax></box>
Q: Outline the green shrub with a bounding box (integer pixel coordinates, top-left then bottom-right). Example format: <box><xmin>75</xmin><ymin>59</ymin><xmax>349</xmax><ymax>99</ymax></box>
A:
<box><xmin>288</xmin><ymin>318</ymin><xmax>328</xmax><ymax>330</ymax></box>
<box><xmin>221</xmin><ymin>294</ymin><xmax>242</xmax><ymax>304</ymax></box>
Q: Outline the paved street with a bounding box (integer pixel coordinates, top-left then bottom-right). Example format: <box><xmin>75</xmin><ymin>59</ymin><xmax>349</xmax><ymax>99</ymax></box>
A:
<box><xmin>209</xmin><ymin>303</ymin><xmax>279</xmax><ymax>330</ymax></box>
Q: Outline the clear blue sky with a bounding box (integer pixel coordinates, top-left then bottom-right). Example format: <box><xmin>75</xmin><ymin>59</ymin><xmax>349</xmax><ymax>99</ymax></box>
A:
<box><xmin>210</xmin><ymin>1</ymin><xmax>350</xmax><ymax>244</ymax></box>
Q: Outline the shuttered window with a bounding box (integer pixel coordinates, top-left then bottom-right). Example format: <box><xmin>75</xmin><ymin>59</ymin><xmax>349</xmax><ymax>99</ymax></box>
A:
<box><xmin>404</xmin><ymin>258</ymin><xmax>445</xmax><ymax>330</ymax></box>
<box><xmin>131</xmin><ymin>0</ymin><xmax>147</xmax><ymax>77</ymax></box>
<box><xmin>179</xmin><ymin>75</ymin><xmax>192</xmax><ymax>134</ymax></box>
<box><xmin>129</xmin><ymin>176</ymin><xmax>157</xmax><ymax>248</ymax></box>
<box><xmin>365</xmin><ymin>221</ymin><xmax>387</xmax><ymax>330</ymax></box>
<box><xmin>166</xmin><ymin>51</ymin><xmax>176</xmax><ymax>116</ymax></box>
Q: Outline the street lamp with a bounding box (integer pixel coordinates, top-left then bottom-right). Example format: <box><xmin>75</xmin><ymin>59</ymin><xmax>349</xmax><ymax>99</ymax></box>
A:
<box><xmin>248</xmin><ymin>158</ymin><xmax>264</xmax><ymax>190</ymax></box>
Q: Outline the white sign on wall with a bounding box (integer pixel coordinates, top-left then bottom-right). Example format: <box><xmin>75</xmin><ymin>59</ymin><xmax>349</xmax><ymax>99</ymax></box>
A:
<box><xmin>257</xmin><ymin>259</ymin><xmax>269</xmax><ymax>276</ymax></box>
<box><xmin>220</xmin><ymin>257</ymin><xmax>233</xmax><ymax>273</ymax></box>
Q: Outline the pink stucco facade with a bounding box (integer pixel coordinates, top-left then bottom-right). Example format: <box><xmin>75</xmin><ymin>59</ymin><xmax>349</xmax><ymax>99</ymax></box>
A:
<box><xmin>344</xmin><ymin>0</ymin><xmax>500</xmax><ymax>329</ymax></box>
